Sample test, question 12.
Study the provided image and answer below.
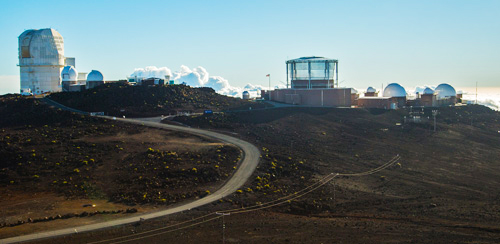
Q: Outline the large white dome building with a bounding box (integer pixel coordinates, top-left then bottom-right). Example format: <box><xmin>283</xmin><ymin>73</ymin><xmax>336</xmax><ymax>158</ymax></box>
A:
<box><xmin>86</xmin><ymin>70</ymin><xmax>105</xmax><ymax>89</ymax></box>
<box><xmin>435</xmin><ymin>83</ymin><xmax>456</xmax><ymax>99</ymax></box>
<box><xmin>61</xmin><ymin>66</ymin><xmax>78</xmax><ymax>92</ymax></box>
<box><xmin>87</xmin><ymin>70</ymin><xmax>104</xmax><ymax>82</ymax></box>
<box><xmin>19</xmin><ymin>28</ymin><xmax>65</xmax><ymax>94</ymax></box>
<box><xmin>61</xmin><ymin>66</ymin><xmax>78</xmax><ymax>82</ymax></box>
<box><xmin>383</xmin><ymin>83</ymin><xmax>406</xmax><ymax>97</ymax></box>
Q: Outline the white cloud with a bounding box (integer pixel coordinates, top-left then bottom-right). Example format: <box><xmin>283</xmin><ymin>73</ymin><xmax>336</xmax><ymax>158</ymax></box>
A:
<box><xmin>462</xmin><ymin>93</ymin><xmax>500</xmax><ymax>111</ymax></box>
<box><xmin>131</xmin><ymin>65</ymin><xmax>269</xmax><ymax>98</ymax></box>
<box><xmin>130</xmin><ymin>66</ymin><xmax>172</xmax><ymax>80</ymax></box>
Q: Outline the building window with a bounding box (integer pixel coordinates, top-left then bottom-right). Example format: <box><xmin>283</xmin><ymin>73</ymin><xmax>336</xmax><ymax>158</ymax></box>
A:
<box><xmin>21</xmin><ymin>46</ymin><xmax>30</xmax><ymax>58</ymax></box>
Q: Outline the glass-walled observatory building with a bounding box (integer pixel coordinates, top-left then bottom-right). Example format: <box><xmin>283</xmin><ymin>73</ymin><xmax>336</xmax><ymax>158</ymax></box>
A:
<box><xmin>286</xmin><ymin>56</ymin><xmax>338</xmax><ymax>89</ymax></box>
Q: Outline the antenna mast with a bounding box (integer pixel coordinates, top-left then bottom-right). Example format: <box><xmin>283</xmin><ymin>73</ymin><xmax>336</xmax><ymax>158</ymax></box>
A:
<box><xmin>475</xmin><ymin>81</ymin><xmax>478</xmax><ymax>104</ymax></box>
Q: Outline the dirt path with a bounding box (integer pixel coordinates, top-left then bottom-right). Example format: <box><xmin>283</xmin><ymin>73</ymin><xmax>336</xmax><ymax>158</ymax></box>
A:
<box><xmin>0</xmin><ymin>101</ymin><xmax>261</xmax><ymax>244</ymax></box>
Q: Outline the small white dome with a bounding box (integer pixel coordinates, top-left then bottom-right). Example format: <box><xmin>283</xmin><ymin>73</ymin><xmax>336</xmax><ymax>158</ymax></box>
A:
<box><xmin>366</xmin><ymin>87</ymin><xmax>376</xmax><ymax>93</ymax></box>
<box><xmin>435</xmin><ymin>83</ymin><xmax>456</xmax><ymax>99</ymax></box>
<box><xmin>351</xmin><ymin>88</ymin><xmax>358</xmax><ymax>94</ymax></box>
<box><xmin>423</xmin><ymin>87</ymin><xmax>434</xmax><ymax>95</ymax></box>
<box><xmin>87</xmin><ymin>70</ymin><xmax>104</xmax><ymax>82</ymax></box>
<box><xmin>242</xmin><ymin>90</ymin><xmax>250</xmax><ymax>99</ymax></box>
<box><xmin>383</xmin><ymin>83</ymin><xmax>406</xmax><ymax>97</ymax></box>
<box><xmin>61</xmin><ymin>66</ymin><xmax>78</xmax><ymax>82</ymax></box>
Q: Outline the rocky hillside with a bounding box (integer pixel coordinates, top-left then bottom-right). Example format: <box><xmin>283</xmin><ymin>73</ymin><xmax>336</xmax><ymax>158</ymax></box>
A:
<box><xmin>48</xmin><ymin>83</ymin><xmax>264</xmax><ymax>117</ymax></box>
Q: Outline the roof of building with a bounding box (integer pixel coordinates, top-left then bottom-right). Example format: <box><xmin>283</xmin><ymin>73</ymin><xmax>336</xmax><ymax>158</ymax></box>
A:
<box><xmin>286</xmin><ymin>56</ymin><xmax>338</xmax><ymax>63</ymax></box>
<box><xmin>366</xmin><ymin>87</ymin><xmax>376</xmax><ymax>93</ymax></box>
<box><xmin>358</xmin><ymin>97</ymin><xmax>390</xmax><ymax>100</ymax></box>
<box><xmin>18</xmin><ymin>28</ymin><xmax>64</xmax><ymax>66</ymax></box>
<box><xmin>19</xmin><ymin>28</ymin><xmax>63</xmax><ymax>41</ymax></box>
<box><xmin>383</xmin><ymin>83</ymin><xmax>407</xmax><ymax>98</ymax></box>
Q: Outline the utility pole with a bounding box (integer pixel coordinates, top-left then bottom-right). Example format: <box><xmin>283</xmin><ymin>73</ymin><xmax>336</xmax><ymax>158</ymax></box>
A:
<box><xmin>216</xmin><ymin>212</ymin><xmax>230</xmax><ymax>244</ymax></box>
<box><xmin>333</xmin><ymin>179</ymin><xmax>336</xmax><ymax>203</ymax></box>
<box><xmin>266</xmin><ymin>74</ymin><xmax>271</xmax><ymax>91</ymax></box>
<box><xmin>476</xmin><ymin>81</ymin><xmax>478</xmax><ymax>104</ymax></box>
<box><xmin>432</xmin><ymin>110</ymin><xmax>438</xmax><ymax>132</ymax></box>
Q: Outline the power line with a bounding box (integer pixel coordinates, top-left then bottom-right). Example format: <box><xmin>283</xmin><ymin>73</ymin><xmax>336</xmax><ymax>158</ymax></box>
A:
<box><xmin>107</xmin><ymin>216</ymin><xmax>222</xmax><ymax>244</ymax></box>
<box><xmin>87</xmin><ymin>174</ymin><xmax>339</xmax><ymax>244</ymax></box>
<box><xmin>88</xmin><ymin>155</ymin><xmax>400</xmax><ymax>244</ymax></box>
<box><xmin>87</xmin><ymin>213</ymin><xmax>215</xmax><ymax>244</ymax></box>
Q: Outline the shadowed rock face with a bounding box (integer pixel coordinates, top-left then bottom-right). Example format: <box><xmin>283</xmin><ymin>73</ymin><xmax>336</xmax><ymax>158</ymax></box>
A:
<box><xmin>47</xmin><ymin>83</ymin><xmax>264</xmax><ymax>118</ymax></box>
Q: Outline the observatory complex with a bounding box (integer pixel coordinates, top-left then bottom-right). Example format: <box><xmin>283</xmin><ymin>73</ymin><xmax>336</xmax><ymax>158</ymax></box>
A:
<box><xmin>262</xmin><ymin>56</ymin><xmax>460</xmax><ymax>109</ymax></box>
<box><xmin>355</xmin><ymin>83</ymin><xmax>459</xmax><ymax>109</ymax></box>
<box><xmin>17</xmin><ymin>28</ymin><xmax>461</xmax><ymax>110</ymax></box>
<box><xmin>18</xmin><ymin>28</ymin><xmax>105</xmax><ymax>95</ymax></box>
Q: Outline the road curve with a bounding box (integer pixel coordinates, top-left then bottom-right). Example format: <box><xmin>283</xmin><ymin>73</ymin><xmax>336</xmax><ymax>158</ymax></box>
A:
<box><xmin>1</xmin><ymin>114</ymin><xmax>260</xmax><ymax>244</ymax></box>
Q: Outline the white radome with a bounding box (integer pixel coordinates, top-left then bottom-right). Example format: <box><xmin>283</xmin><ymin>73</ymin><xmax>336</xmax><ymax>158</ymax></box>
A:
<box><xmin>87</xmin><ymin>70</ymin><xmax>104</xmax><ymax>82</ymax></box>
<box><xmin>61</xmin><ymin>66</ymin><xmax>78</xmax><ymax>81</ymax></box>
<box><xmin>435</xmin><ymin>83</ymin><xmax>456</xmax><ymax>99</ymax></box>
<box><xmin>366</xmin><ymin>87</ymin><xmax>376</xmax><ymax>93</ymax></box>
<box><xmin>383</xmin><ymin>83</ymin><xmax>406</xmax><ymax>97</ymax></box>
<box><xmin>242</xmin><ymin>91</ymin><xmax>250</xmax><ymax>99</ymax></box>
<box><xmin>423</xmin><ymin>87</ymin><xmax>434</xmax><ymax>95</ymax></box>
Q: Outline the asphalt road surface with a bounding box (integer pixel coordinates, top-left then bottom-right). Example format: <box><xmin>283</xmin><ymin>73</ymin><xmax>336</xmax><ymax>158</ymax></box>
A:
<box><xmin>0</xmin><ymin>103</ymin><xmax>261</xmax><ymax>244</ymax></box>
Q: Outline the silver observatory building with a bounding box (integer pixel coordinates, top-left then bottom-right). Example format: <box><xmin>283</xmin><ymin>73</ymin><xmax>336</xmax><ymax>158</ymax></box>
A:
<box><xmin>18</xmin><ymin>28</ymin><xmax>70</xmax><ymax>94</ymax></box>
<box><xmin>18</xmin><ymin>28</ymin><xmax>105</xmax><ymax>95</ymax></box>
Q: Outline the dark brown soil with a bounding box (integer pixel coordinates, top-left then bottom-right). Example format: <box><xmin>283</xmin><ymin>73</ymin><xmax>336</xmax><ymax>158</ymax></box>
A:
<box><xmin>0</xmin><ymin>95</ymin><xmax>241</xmax><ymax>236</ymax></box>
<box><xmin>4</xmin><ymin>91</ymin><xmax>500</xmax><ymax>243</ymax></box>
<box><xmin>29</xmin><ymin>209</ymin><xmax>500</xmax><ymax>244</ymax></box>
<box><xmin>161</xmin><ymin>105</ymin><xmax>500</xmax><ymax>243</ymax></box>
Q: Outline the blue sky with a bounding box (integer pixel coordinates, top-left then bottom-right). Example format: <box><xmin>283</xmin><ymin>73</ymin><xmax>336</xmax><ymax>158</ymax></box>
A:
<box><xmin>1</xmin><ymin>0</ymin><xmax>499</xmax><ymax>94</ymax></box>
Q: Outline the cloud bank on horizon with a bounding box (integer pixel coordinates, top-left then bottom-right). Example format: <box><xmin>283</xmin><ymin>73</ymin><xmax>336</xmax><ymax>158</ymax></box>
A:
<box><xmin>130</xmin><ymin>66</ymin><xmax>500</xmax><ymax>110</ymax></box>
<box><xmin>130</xmin><ymin>65</ymin><xmax>274</xmax><ymax>98</ymax></box>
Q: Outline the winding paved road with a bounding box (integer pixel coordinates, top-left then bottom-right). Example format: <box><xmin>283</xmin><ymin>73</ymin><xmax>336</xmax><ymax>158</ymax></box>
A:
<box><xmin>0</xmin><ymin>101</ymin><xmax>261</xmax><ymax>244</ymax></box>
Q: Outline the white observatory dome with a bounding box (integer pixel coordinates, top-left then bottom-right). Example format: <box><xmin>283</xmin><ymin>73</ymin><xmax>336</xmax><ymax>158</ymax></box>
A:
<box><xmin>87</xmin><ymin>70</ymin><xmax>104</xmax><ymax>82</ymax></box>
<box><xmin>242</xmin><ymin>90</ymin><xmax>250</xmax><ymax>99</ymax></box>
<box><xmin>383</xmin><ymin>83</ymin><xmax>406</xmax><ymax>97</ymax></box>
<box><xmin>61</xmin><ymin>66</ymin><xmax>78</xmax><ymax>81</ymax></box>
<box><xmin>366</xmin><ymin>87</ymin><xmax>376</xmax><ymax>93</ymax></box>
<box><xmin>19</xmin><ymin>29</ymin><xmax>64</xmax><ymax>66</ymax></box>
<box><xmin>435</xmin><ymin>83</ymin><xmax>456</xmax><ymax>99</ymax></box>
<box><xmin>423</xmin><ymin>87</ymin><xmax>434</xmax><ymax>95</ymax></box>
